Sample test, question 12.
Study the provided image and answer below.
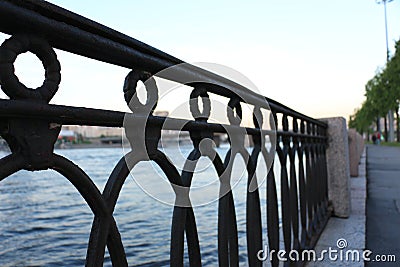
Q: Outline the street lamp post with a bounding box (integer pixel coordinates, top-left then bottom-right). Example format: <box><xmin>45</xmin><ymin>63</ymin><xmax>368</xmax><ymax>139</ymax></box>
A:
<box><xmin>376</xmin><ymin>0</ymin><xmax>395</xmax><ymax>142</ymax></box>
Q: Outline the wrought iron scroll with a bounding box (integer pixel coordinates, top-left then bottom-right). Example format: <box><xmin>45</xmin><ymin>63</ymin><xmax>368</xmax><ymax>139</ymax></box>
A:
<box><xmin>0</xmin><ymin>1</ymin><xmax>331</xmax><ymax>267</ymax></box>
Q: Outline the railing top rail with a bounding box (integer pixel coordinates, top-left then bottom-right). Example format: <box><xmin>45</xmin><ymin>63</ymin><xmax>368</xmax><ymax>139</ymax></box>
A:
<box><xmin>0</xmin><ymin>0</ymin><xmax>326</xmax><ymax>128</ymax></box>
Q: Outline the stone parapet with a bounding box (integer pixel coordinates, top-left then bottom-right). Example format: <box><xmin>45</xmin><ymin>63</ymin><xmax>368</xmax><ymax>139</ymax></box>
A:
<box><xmin>320</xmin><ymin>117</ymin><xmax>351</xmax><ymax>218</ymax></box>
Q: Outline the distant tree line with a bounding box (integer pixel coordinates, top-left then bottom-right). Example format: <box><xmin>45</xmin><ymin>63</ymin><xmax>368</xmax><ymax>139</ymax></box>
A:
<box><xmin>349</xmin><ymin>39</ymin><xmax>400</xmax><ymax>142</ymax></box>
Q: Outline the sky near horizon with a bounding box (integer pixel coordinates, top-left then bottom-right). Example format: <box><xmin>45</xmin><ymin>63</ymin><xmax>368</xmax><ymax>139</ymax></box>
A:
<box><xmin>1</xmin><ymin>0</ymin><xmax>400</xmax><ymax>122</ymax></box>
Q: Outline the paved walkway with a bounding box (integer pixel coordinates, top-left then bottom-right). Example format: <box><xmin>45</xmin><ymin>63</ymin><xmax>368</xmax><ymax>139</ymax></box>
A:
<box><xmin>366</xmin><ymin>145</ymin><xmax>400</xmax><ymax>266</ymax></box>
<box><xmin>307</xmin><ymin>150</ymin><xmax>366</xmax><ymax>267</ymax></box>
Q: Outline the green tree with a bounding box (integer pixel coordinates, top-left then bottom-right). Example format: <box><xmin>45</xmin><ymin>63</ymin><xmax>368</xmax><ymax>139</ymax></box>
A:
<box><xmin>351</xmin><ymin>38</ymin><xmax>400</xmax><ymax>141</ymax></box>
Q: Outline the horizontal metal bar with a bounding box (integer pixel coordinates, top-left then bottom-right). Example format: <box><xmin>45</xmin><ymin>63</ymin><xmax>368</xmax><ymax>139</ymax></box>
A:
<box><xmin>0</xmin><ymin>99</ymin><xmax>327</xmax><ymax>140</ymax></box>
<box><xmin>0</xmin><ymin>0</ymin><xmax>326</xmax><ymax>128</ymax></box>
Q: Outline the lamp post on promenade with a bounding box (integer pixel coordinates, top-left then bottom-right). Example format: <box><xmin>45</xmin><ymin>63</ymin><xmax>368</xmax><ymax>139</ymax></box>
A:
<box><xmin>376</xmin><ymin>0</ymin><xmax>395</xmax><ymax>142</ymax></box>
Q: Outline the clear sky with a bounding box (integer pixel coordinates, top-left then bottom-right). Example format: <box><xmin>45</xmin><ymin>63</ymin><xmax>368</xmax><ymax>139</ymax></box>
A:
<box><xmin>2</xmin><ymin>0</ymin><xmax>400</xmax><ymax>121</ymax></box>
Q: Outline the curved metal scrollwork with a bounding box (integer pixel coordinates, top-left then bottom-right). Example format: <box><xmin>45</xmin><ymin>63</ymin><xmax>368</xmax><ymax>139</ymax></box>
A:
<box><xmin>187</xmin><ymin>86</ymin><xmax>241</xmax><ymax>266</ymax></box>
<box><xmin>0</xmin><ymin>34</ymin><xmax>126</xmax><ymax>267</ymax></box>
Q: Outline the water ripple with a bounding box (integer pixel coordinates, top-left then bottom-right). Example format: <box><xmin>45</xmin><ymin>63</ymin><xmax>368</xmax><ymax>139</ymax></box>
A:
<box><xmin>0</xmin><ymin>146</ymin><xmax>275</xmax><ymax>266</ymax></box>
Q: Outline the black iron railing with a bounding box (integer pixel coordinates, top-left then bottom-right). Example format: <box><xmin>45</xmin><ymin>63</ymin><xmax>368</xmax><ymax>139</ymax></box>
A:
<box><xmin>0</xmin><ymin>1</ymin><xmax>331</xmax><ymax>266</ymax></box>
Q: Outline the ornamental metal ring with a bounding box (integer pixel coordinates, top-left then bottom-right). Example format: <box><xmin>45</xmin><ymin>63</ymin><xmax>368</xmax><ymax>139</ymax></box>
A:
<box><xmin>0</xmin><ymin>34</ymin><xmax>61</xmax><ymax>103</ymax></box>
<box><xmin>227</xmin><ymin>97</ymin><xmax>242</xmax><ymax>125</ymax></box>
<box><xmin>189</xmin><ymin>86</ymin><xmax>211</xmax><ymax>121</ymax></box>
<box><xmin>123</xmin><ymin>70</ymin><xmax>158</xmax><ymax>114</ymax></box>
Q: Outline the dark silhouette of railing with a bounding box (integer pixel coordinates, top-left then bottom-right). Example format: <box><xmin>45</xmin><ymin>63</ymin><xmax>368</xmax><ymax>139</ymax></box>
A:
<box><xmin>0</xmin><ymin>1</ymin><xmax>331</xmax><ymax>266</ymax></box>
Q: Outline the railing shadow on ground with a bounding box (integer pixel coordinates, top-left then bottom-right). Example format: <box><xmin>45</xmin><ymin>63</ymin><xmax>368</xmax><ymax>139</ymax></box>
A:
<box><xmin>0</xmin><ymin>1</ymin><xmax>331</xmax><ymax>266</ymax></box>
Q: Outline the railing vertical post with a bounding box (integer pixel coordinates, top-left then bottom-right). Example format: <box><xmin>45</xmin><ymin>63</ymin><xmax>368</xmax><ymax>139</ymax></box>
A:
<box><xmin>319</xmin><ymin>117</ymin><xmax>351</xmax><ymax>218</ymax></box>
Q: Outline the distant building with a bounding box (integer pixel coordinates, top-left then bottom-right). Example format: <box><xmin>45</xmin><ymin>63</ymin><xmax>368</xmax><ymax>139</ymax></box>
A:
<box><xmin>59</xmin><ymin>112</ymin><xmax>169</xmax><ymax>139</ymax></box>
<box><xmin>62</xmin><ymin>126</ymin><xmax>123</xmax><ymax>138</ymax></box>
<box><xmin>58</xmin><ymin>129</ymin><xmax>77</xmax><ymax>142</ymax></box>
<box><xmin>154</xmin><ymin>110</ymin><xmax>169</xmax><ymax>117</ymax></box>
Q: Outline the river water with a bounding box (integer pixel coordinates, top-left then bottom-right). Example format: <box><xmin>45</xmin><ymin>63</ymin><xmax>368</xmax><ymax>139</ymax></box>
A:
<box><xmin>0</xmin><ymin>146</ymin><xmax>282</xmax><ymax>266</ymax></box>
